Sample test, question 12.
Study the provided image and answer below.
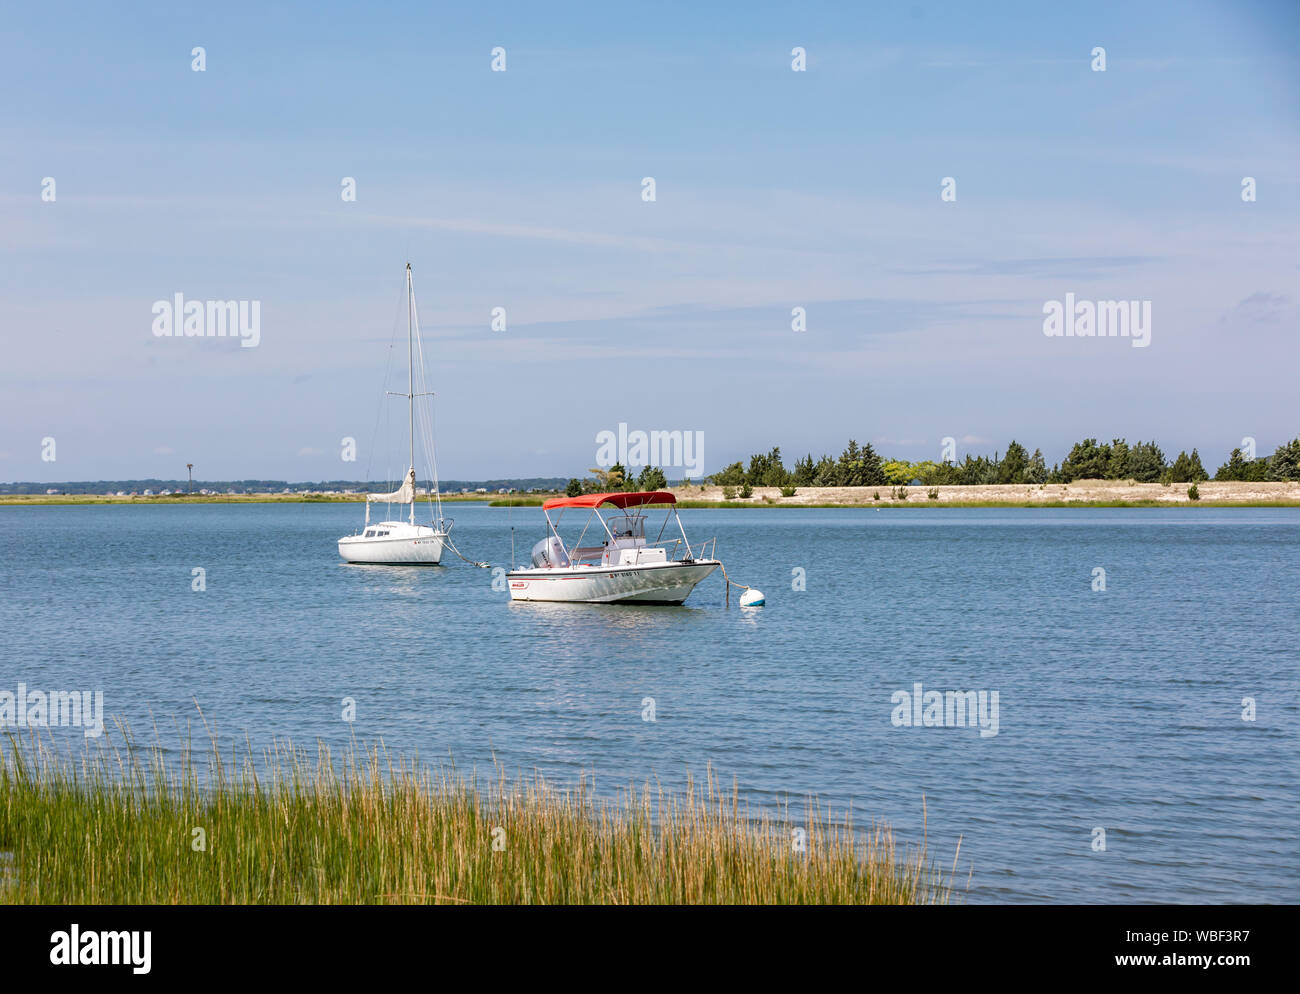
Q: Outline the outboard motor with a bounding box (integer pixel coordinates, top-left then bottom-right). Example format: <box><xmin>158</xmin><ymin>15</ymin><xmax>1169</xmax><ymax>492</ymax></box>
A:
<box><xmin>531</xmin><ymin>536</ymin><xmax>570</xmax><ymax>568</ymax></box>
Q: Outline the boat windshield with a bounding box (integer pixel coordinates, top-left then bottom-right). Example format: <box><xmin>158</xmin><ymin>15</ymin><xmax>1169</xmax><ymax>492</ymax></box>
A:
<box><xmin>604</xmin><ymin>513</ymin><xmax>645</xmax><ymax>539</ymax></box>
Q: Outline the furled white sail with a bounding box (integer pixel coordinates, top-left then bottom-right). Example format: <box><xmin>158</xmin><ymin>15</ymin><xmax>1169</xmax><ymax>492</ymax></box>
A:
<box><xmin>368</xmin><ymin>467</ymin><xmax>415</xmax><ymax>504</ymax></box>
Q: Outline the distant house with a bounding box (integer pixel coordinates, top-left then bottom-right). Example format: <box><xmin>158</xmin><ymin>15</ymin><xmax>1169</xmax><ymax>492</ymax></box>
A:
<box><xmin>475</xmin><ymin>487</ymin><xmax>488</xmax><ymax>493</ymax></box>
<box><xmin>143</xmin><ymin>489</ymin><xmax>154</xmax><ymax>496</ymax></box>
<box><xmin>46</xmin><ymin>488</ymin><xmax>61</xmax><ymax>495</ymax></box>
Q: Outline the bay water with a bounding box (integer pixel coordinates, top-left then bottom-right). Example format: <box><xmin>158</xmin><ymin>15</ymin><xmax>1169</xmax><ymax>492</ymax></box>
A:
<box><xmin>1</xmin><ymin>503</ymin><xmax>1295</xmax><ymax>903</ymax></box>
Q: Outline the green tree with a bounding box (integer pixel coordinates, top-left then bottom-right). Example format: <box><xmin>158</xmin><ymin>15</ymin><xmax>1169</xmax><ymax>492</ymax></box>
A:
<box><xmin>882</xmin><ymin>460</ymin><xmax>914</xmax><ymax>485</ymax></box>
<box><xmin>1268</xmin><ymin>437</ymin><xmax>1300</xmax><ymax>481</ymax></box>
<box><xmin>1214</xmin><ymin>447</ymin><xmax>1268</xmax><ymax>481</ymax></box>
<box><xmin>832</xmin><ymin>439</ymin><xmax>886</xmax><ymax>487</ymax></box>
<box><xmin>1164</xmin><ymin>449</ymin><xmax>1209</xmax><ymax>483</ymax></box>
<box><xmin>711</xmin><ymin>461</ymin><xmax>746</xmax><ymax>487</ymax></box>
<box><xmin>586</xmin><ymin>464</ymin><xmax>625</xmax><ymax>492</ymax></box>
<box><xmin>1105</xmin><ymin>439</ymin><xmax>1130</xmax><ymax>480</ymax></box>
<box><xmin>959</xmin><ymin>454</ymin><xmax>998</xmax><ymax>485</ymax></box>
<box><xmin>927</xmin><ymin>460</ymin><xmax>964</xmax><ymax>485</ymax></box>
<box><xmin>1124</xmin><ymin>441</ymin><xmax>1166</xmax><ymax>482</ymax></box>
<box><xmin>565</xmin><ymin>478</ymin><xmax>582</xmax><ymax>497</ymax></box>
<box><xmin>1059</xmin><ymin>438</ymin><xmax>1112</xmax><ymax>482</ymax></box>
<box><xmin>908</xmin><ymin>460</ymin><xmax>943</xmax><ymax>485</ymax></box>
<box><xmin>746</xmin><ymin>447</ymin><xmax>789</xmax><ymax>487</ymax></box>
<box><xmin>1027</xmin><ymin>448</ymin><xmax>1048</xmax><ymax>484</ymax></box>
<box><xmin>996</xmin><ymin>441</ymin><xmax>1029</xmax><ymax>484</ymax></box>
<box><xmin>636</xmin><ymin>465</ymin><xmax>668</xmax><ymax>490</ymax></box>
<box><xmin>811</xmin><ymin>455</ymin><xmax>837</xmax><ymax>486</ymax></box>
<box><xmin>792</xmin><ymin>454</ymin><xmax>817</xmax><ymax>487</ymax></box>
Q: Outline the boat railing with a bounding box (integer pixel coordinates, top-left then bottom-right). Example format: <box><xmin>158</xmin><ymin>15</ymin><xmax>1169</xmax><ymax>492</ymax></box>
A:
<box><xmin>569</xmin><ymin>537</ymin><xmax>708</xmax><ymax>565</ymax></box>
<box><xmin>682</xmin><ymin>536</ymin><xmax>716</xmax><ymax>561</ymax></box>
<box><xmin>650</xmin><ymin>538</ymin><xmax>720</xmax><ymax>561</ymax></box>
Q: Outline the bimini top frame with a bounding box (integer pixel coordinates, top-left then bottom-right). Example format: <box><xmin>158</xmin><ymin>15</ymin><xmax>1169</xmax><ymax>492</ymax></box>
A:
<box><xmin>535</xmin><ymin>491</ymin><xmax>710</xmax><ymax>565</ymax></box>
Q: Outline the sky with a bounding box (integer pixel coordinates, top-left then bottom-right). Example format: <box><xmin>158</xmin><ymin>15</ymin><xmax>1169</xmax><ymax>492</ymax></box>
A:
<box><xmin>2</xmin><ymin>0</ymin><xmax>1297</xmax><ymax>483</ymax></box>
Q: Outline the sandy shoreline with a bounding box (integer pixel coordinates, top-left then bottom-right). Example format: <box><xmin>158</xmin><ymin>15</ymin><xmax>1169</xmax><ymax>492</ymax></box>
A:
<box><xmin>672</xmin><ymin>480</ymin><xmax>1300</xmax><ymax>506</ymax></box>
<box><xmin>7</xmin><ymin>480</ymin><xmax>1298</xmax><ymax>507</ymax></box>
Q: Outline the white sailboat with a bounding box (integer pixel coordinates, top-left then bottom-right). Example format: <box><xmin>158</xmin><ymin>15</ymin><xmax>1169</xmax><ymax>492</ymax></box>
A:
<box><xmin>338</xmin><ymin>264</ymin><xmax>450</xmax><ymax>565</ymax></box>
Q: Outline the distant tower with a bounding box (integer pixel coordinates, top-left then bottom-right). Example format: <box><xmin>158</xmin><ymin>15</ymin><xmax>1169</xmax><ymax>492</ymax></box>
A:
<box><xmin>187</xmin><ymin>463</ymin><xmax>193</xmax><ymax>494</ymax></box>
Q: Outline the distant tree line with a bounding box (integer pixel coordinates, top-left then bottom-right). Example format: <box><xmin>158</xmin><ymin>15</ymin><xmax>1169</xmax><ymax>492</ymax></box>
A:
<box><xmin>690</xmin><ymin>436</ymin><xmax>1300</xmax><ymax>489</ymax></box>
<box><xmin>2</xmin><ymin>477</ymin><xmax>571</xmax><ymax>495</ymax></box>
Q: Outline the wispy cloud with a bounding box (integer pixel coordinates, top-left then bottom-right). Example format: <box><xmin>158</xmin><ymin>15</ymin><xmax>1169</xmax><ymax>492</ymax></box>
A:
<box><xmin>1219</xmin><ymin>291</ymin><xmax>1290</xmax><ymax>326</ymax></box>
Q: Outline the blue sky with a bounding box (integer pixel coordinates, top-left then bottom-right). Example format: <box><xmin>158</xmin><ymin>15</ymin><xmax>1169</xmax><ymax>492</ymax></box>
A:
<box><xmin>2</xmin><ymin>0</ymin><xmax>1297</xmax><ymax>482</ymax></box>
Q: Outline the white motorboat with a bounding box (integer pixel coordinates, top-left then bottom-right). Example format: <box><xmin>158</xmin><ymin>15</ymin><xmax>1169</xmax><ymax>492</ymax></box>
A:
<box><xmin>506</xmin><ymin>491</ymin><xmax>719</xmax><ymax>604</ymax></box>
<box><xmin>338</xmin><ymin>264</ymin><xmax>451</xmax><ymax>565</ymax></box>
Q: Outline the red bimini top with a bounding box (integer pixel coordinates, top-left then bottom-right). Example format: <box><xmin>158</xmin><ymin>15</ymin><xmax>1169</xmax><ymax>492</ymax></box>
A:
<box><xmin>542</xmin><ymin>490</ymin><xmax>676</xmax><ymax>511</ymax></box>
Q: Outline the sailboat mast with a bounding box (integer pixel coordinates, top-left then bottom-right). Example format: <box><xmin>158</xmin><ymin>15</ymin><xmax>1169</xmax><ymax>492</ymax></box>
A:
<box><xmin>406</xmin><ymin>262</ymin><xmax>415</xmax><ymax>526</ymax></box>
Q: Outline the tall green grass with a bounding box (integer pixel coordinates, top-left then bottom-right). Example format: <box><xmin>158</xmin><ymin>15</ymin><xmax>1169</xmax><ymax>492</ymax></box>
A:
<box><xmin>0</xmin><ymin>724</ymin><xmax>952</xmax><ymax>905</ymax></box>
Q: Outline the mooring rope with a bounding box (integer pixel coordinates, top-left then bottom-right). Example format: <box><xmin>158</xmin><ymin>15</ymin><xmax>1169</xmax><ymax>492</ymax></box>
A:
<box><xmin>443</xmin><ymin>534</ymin><xmax>490</xmax><ymax>568</ymax></box>
<box><xmin>717</xmin><ymin>561</ymin><xmax>749</xmax><ymax>591</ymax></box>
<box><xmin>717</xmin><ymin>560</ymin><xmax>752</xmax><ymax>606</ymax></box>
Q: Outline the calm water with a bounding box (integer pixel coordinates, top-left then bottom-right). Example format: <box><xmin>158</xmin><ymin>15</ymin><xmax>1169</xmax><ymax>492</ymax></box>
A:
<box><xmin>1</xmin><ymin>503</ymin><xmax>1297</xmax><ymax>903</ymax></box>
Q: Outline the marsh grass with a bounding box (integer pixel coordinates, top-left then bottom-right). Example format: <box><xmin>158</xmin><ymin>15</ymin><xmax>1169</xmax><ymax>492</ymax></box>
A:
<box><xmin>0</xmin><ymin>722</ymin><xmax>952</xmax><ymax>905</ymax></box>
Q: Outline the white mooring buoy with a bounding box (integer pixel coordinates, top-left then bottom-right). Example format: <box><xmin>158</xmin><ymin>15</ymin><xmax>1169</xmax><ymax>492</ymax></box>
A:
<box><xmin>739</xmin><ymin>588</ymin><xmax>765</xmax><ymax>608</ymax></box>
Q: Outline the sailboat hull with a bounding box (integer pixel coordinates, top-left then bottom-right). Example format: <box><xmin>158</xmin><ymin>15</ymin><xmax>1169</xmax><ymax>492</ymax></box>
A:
<box><xmin>338</xmin><ymin>522</ymin><xmax>446</xmax><ymax>564</ymax></box>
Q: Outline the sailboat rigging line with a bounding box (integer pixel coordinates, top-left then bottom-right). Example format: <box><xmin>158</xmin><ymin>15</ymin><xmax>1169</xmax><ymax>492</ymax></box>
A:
<box><xmin>406</xmin><ymin>264</ymin><xmax>415</xmax><ymax>526</ymax></box>
<box><xmin>409</xmin><ymin>266</ymin><xmax>485</xmax><ymax>567</ymax></box>
<box><xmin>408</xmin><ymin>283</ymin><xmax>444</xmax><ymax>526</ymax></box>
<box><xmin>364</xmin><ymin>277</ymin><xmax>407</xmax><ymax>489</ymax></box>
